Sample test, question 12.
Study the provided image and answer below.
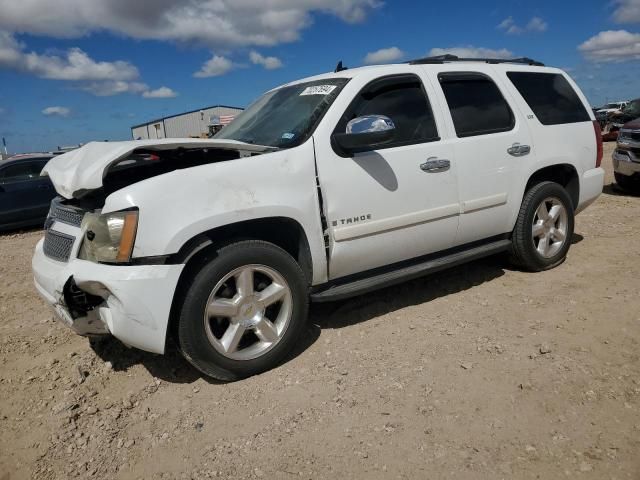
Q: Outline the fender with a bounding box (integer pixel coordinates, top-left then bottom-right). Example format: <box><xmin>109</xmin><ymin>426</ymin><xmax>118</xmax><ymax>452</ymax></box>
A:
<box><xmin>101</xmin><ymin>141</ymin><xmax>329</xmax><ymax>285</ymax></box>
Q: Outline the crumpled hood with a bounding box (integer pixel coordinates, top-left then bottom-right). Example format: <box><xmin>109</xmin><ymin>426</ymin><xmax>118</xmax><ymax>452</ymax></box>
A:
<box><xmin>42</xmin><ymin>138</ymin><xmax>273</xmax><ymax>199</ymax></box>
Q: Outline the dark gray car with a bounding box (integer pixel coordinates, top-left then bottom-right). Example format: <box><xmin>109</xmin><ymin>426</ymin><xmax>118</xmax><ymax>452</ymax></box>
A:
<box><xmin>0</xmin><ymin>154</ymin><xmax>56</xmax><ymax>231</ymax></box>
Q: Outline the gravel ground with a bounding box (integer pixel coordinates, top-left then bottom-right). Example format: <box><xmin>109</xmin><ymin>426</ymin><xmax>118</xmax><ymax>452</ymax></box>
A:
<box><xmin>1</xmin><ymin>143</ymin><xmax>639</xmax><ymax>480</ymax></box>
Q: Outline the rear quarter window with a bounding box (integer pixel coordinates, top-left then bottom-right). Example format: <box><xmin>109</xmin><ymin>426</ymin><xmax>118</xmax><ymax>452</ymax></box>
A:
<box><xmin>507</xmin><ymin>72</ymin><xmax>590</xmax><ymax>126</ymax></box>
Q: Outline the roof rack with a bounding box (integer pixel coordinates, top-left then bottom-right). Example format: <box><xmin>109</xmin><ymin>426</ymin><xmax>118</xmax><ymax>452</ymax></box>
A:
<box><xmin>408</xmin><ymin>54</ymin><xmax>544</xmax><ymax>67</ymax></box>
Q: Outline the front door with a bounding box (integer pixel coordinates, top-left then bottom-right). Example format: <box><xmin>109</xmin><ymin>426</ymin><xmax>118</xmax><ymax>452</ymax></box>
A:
<box><xmin>314</xmin><ymin>72</ymin><xmax>460</xmax><ymax>280</ymax></box>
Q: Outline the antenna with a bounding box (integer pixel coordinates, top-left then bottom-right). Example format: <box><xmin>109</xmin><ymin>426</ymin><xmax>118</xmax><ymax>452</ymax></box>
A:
<box><xmin>334</xmin><ymin>61</ymin><xmax>348</xmax><ymax>73</ymax></box>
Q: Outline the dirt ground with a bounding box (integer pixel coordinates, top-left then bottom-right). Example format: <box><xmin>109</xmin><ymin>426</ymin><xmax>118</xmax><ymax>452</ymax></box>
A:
<box><xmin>1</xmin><ymin>142</ymin><xmax>639</xmax><ymax>480</ymax></box>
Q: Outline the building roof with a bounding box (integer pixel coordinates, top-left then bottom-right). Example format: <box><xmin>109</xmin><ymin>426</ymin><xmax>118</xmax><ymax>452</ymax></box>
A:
<box><xmin>131</xmin><ymin>104</ymin><xmax>244</xmax><ymax>129</ymax></box>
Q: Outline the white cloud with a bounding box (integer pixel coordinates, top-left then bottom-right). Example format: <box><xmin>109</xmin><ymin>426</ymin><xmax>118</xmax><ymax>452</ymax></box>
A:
<box><xmin>0</xmin><ymin>30</ymin><xmax>176</xmax><ymax>96</ymax></box>
<box><xmin>249</xmin><ymin>51</ymin><xmax>283</xmax><ymax>70</ymax></box>
<box><xmin>428</xmin><ymin>46</ymin><xmax>514</xmax><ymax>59</ymax></box>
<box><xmin>142</xmin><ymin>86</ymin><xmax>178</xmax><ymax>98</ymax></box>
<box><xmin>42</xmin><ymin>106</ymin><xmax>70</xmax><ymax>117</ymax></box>
<box><xmin>497</xmin><ymin>16</ymin><xmax>522</xmax><ymax>34</ymax></box>
<box><xmin>0</xmin><ymin>1</ymin><xmax>381</xmax><ymax>49</ymax></box>
<box><xmin>498</xmin><ymin>16</ymin><xmax>547</xmax><ymax>35</ymax></box>
<box><xmin>612</xmin><ymin>0</ymin><xmax>640</xmax><ymax>23</ymax></box>
<box><xmin>363</xmin><ymin>46</ymin><xmax>404</xmax><ymax>64</ymax></box>
<box><xmin>578</xmin><ymin>30</ymin><xmax>640</xmax><ymax>62</ymax></box>
<box><xmin>497</xmin><ymin>17</ymin><xmax>514</xmax><ymax>30</ymax></box>
<box><xmin>194</xmin><ymin>55</ymin><xmax>235</xmax><ymax>78</ymax></box>
<box><xmin>24</xmin><ymin>48</ymin><xmax>139</xmax><ymax>81</ymax></box>
<box><xmin>82</xmin><ymin>80</ymin><xmax>148</xmax><ymax>96</ymax></box>
<box><xmin>0</xmin><ymin>30</ymin><xmax>22</xmax><ymax>65</ymax></box>
<box><xmin>0</xmin><ymin>33</ymin><xmax>138</xmax><ymax>81</ymax></box>
<box><xmin>526</xmin><ymin>17</ymin><xmax>548</xmax><ymax>33</ymax></box>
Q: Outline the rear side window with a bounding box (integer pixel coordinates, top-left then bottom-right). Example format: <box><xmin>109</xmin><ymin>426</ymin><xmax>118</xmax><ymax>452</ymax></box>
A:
<box><xmin>438</xmin><ymin>72</ymin><xmax>514</xmax><ymax>137</ymax></box>
<box><xmin>335</xmin><ymin>74</ymin><xmax>439</xmax><ymax>148</ymax></box>
<box><xmin>507</xmin><ymin>72</ymin><xmax>590</xmax><ymax>125</ymax></box>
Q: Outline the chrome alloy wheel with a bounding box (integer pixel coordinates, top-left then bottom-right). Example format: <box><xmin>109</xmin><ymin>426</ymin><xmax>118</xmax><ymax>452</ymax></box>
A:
<box><xmin>531</xmin><ymin>196</ymin><xmax>569</xmax><ymax>258</ymax></box>
<box><xmin>203</xmin><ymin>264</ymin><xmax>293</xmax><ymax>360</ymax></box>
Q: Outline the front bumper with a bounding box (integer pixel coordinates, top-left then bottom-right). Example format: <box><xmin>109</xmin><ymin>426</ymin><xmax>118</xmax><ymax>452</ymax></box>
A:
<box><xmin>613</xmin><ymin>149</ymin><xmax>640</xmax><ymax>177</ymax></box>
<box><xmin>32</xmin><ymin>239</ymin><xmax>184</xmax><ymax>354</ymax></box>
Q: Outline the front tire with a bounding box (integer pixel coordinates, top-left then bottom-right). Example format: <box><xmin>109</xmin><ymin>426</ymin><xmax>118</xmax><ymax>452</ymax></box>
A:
<box><xmin>177</xmin><ymin>240</ymin><xmax>308</xmax><ymax>381</ymax></box>
<box><xmin>614</xmin><ymin>172</ymin><xmax>640</xmax><ymax>193</ymax></box>
<box><xmin>510</xmin><ymin>181</ymin><xmax>574</xmax><ymax>271</ymax></box>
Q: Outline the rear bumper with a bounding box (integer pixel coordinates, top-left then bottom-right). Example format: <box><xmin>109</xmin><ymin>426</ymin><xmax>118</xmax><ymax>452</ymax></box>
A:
<box><xmin>32</xmin><ymin>239</ymin><xmax>184</xmax><ymax>354</ymax></box>
<box><xmin>576</xmin><ymin>167</ymin><xmax>604</xmax><ymax>214</ymax></box>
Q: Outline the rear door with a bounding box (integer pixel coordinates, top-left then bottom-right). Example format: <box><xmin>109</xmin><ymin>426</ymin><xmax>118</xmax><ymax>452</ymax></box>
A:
<box><xmin>0</xmin><ymin>159</ymin><xmax>54</xmax><ymax>227</ymax></box>
<box><xmin>427</xmin><ymin>67</ymin><xmax>533</xmax><ymax>245</ymax></box>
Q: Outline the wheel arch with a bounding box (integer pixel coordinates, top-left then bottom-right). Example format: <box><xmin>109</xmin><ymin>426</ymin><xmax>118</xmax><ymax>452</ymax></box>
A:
<box><xmin>524</xmin><ymin>163</ymin><xmax>579</xmax><ymax>211</ymax></box>
<box><xmin>165</xmin><ymin>217</ymin><xmax>314</xmax><ymax>347</ymax></box>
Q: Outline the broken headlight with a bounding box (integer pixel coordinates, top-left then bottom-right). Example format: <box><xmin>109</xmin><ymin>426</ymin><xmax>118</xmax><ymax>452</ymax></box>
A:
<box><xmin>78</xmin><ymin>210</ymin><xmax>138</xmax><ymax>263</ymax></box>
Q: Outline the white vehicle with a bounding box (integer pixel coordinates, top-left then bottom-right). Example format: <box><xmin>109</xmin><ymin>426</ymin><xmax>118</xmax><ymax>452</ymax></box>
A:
<box><xmin>33</xmin><ymin>55</ymin><xmax>605</xmax><ymax>380</ymax></box>
<box><xmin>597</xmin><ymin>101</ymin><xmax>628</xmax><ymax>116</ymax></box>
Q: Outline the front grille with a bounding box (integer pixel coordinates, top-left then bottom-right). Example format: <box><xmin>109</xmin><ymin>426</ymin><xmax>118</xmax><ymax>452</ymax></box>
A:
<box><xmin>49</xmin><ymin>198</ymin><xmax>85</xmax><ymax>227</ymax></box>
<box><xmin>43</xmin><ymin>230</ymin><xmax>75</xmax><ymax>262</ymax></box>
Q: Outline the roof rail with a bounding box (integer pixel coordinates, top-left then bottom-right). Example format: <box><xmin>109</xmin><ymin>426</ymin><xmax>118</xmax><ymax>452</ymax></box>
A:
<box><xmin>408</xmin><ymin>54</ymin><xmax>544</xmax><ymax>67</ymax></box>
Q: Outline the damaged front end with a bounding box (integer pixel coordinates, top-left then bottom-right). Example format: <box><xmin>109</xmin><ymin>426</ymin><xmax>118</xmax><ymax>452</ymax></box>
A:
<box><xmin>33</xmin><ymin>222</ymin><xmax>184</xmax><ymax>353</ymax></box>
<box><xmin>62</xmin><ymin>277</ymin><xmax>109</xmax><ymax>336</ymax></box>
<box><xmin>34</xmin><ymin>141</ymin><xmax>272</xmax><ymax>352</ymax></box>
<box><xmin>41</xmin><ymin>138</ymin><xmax>275</xmax><ymax>200</ymax></box>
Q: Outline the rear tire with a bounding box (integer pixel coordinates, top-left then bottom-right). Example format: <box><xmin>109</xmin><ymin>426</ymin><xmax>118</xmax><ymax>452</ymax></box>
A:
<box><xmin>510</xmin><ymin>181</ymin><xmax>574</xmax><ymax>272</ymax></box>
<box><xmin>177</xmin><ymin>240</ymin><xmax>308</xmax><ymax>381</ymax></box>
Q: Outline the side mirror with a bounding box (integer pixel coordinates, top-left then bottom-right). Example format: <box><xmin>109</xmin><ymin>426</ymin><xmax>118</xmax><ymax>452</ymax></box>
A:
<box><xmin>332</xmin><ymin>115</ymin><xmax>396</xmax><ymax>156</ymax></box>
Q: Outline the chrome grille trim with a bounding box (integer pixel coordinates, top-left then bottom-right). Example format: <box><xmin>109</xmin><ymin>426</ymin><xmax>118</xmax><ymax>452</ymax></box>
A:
<box><xmin>43</xmin><ymin>230</ymin><xmax>75</xmax><ymax>262</ymax></box>
<box><xmin>49</xmin><ymin>197</ymin><xmax>85</xmax><ymax>227</ymax></box>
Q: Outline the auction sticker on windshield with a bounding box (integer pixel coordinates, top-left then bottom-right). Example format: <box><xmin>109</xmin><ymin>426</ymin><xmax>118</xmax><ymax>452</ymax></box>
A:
<box><xmin>300</xmin><ymin>85</ymin><xmax>337</xmax><ymax>96</ymax></box>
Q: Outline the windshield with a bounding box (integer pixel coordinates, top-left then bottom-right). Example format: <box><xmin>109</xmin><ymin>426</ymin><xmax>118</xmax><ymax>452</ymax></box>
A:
<box><xmin>215</xmin><ymin>79</ymin><xmax>348</xmax><ymax>148</ymax></box>
<box><xmin>605</xmin><ymin>103</ymin><xmax>622</xmax><ymax>109</ymax></box>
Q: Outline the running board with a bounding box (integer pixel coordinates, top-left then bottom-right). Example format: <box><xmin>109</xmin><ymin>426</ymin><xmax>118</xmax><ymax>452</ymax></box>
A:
<box><xmin>310</xmin><ymin>239</ymin><xmax>511</xmax><ymax>303</ymax></box>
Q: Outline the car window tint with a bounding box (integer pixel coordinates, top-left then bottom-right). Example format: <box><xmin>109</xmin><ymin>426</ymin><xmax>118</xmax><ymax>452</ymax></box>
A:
<box><xmin>438</xmin><ymin>72</ymin><xmax>514</xmax><ymax>137</ymax></box>
<box><xmin>337</xmin><ymin>74</ymin><xmax>439</xmax><ymax>148</ymax></box>
<box><xmin>0</xmin><ymin>161</ymin><xmax>47</xmax><ymax>183</ymax></box>
<box><xmin>506</xmin><ymin>72</ymin><xmax>590</xmax><ymax>125</ymax></box>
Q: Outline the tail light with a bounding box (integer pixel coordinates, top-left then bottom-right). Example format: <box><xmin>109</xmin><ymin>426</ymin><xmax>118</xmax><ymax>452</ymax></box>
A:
<box><xmin>593</xmin><ymin>120</ymin><xmax>603</xmax><ymax>168</ymax></box>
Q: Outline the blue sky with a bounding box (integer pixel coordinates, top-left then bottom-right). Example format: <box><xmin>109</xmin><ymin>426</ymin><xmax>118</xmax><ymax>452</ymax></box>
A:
<box><xmin>0</xmin><ymin>0</ymin><xmax>638</xmax><ymax>153</ymax></box>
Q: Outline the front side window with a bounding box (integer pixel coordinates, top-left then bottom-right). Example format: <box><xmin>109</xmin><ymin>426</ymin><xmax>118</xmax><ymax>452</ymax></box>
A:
<box><xmin>438</xmin><ymin>72</ymin><xmax>515</xmax><ymax>137</ymax></box>
<box><xmin>506</xmin><ymin>72</ymin><xmax>590</xmax><ymax>126</ymax></box>
<box><xmin>215</xmin><ymin>79</ymin><xmax>349</xmax><ymax>148</ymax></box>
<box><xmin>334</xmin><ymin>74</ymin><xmax>439</xmax><ymax>148</ymax></box>
<box><xmin>0</xmin><ymin>160</ymin><xmax>48</xmax><ymax>184</ymax></box>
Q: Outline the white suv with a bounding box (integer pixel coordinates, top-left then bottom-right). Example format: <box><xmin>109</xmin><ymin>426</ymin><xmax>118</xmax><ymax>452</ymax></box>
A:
<box><xmin>33</xmin><ymin>55</ymin><xmax>605</xmax><ymax>380</ymax></box>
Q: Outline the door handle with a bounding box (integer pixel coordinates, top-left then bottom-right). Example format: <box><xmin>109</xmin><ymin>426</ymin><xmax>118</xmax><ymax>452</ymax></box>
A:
<box><xmin>507</xmin><ymin>143</ymin><xmax>531</xmax><ymax>157</ymax></box>
<box><xmin>420</xmin><ymin>157</ymin><xmax>450</xmax><ymax>173</ymax></box>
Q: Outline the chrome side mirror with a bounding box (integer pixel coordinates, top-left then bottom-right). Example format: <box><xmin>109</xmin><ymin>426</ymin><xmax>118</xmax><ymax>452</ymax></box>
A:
<box><xmin>332</xmin><ymin>115</ymin><xmax>397</xmax><ymax>157</ymax></box>
<box><xmin>346</xmin><ymin>115</ymin><xmax>396</xmax><ymax>134</ymax></box>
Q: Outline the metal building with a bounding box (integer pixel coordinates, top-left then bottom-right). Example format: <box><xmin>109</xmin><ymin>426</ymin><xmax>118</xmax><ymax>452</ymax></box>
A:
<box><xmin>131</xmin><ymin>105</ymin><xmax>243</xmax><ymax>140</ymax></box>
